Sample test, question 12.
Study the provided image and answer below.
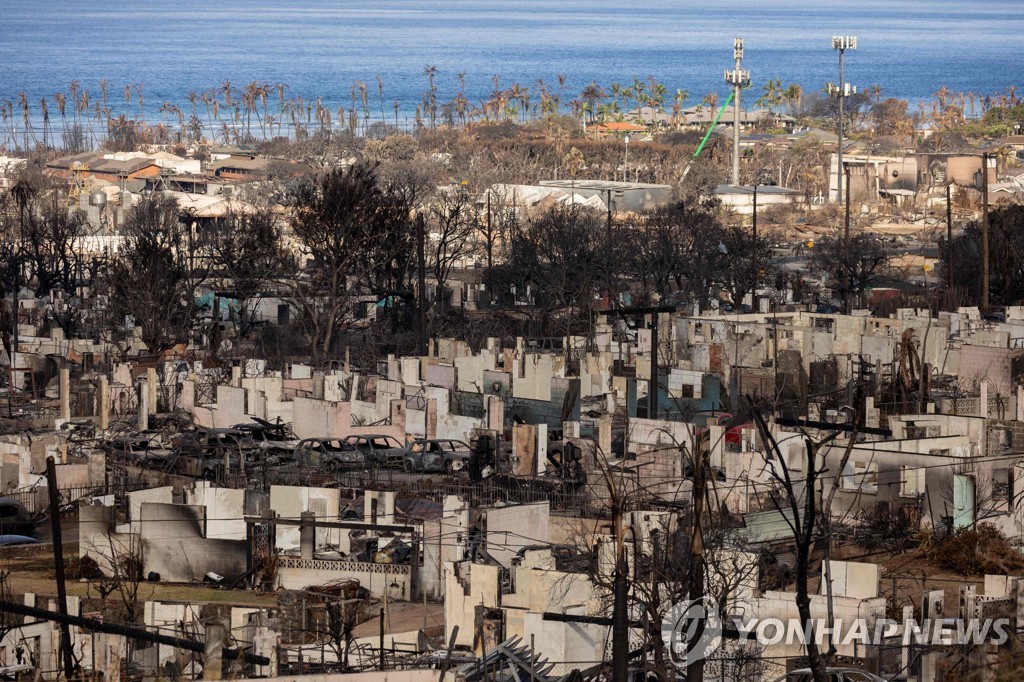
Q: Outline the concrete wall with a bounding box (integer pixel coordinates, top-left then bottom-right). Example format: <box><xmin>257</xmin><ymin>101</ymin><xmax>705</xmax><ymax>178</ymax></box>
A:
<box><xmin>821</xmin><ymin>560</ymin><xmax>879</xmax><ymax>600</ymax></box>
<box><xmin>139</xmin><ymin>502</ymin><xmax>247</xmax><ymax>583</ymax></box>
<box><xmin>79</xmin><ymin>504</ymin><xmax>137</xmax><ymax>576</ymax></box>
<box><xmin>959</xmin><ymin>344</ymin><xmax>1012</xmax><ymax>389</ymax></box>
<box><xmin>269</xmin><ymin>485</ymin><xmax>341</xmax><ymax>549</ymax></box>
<box><xmin>422</xmin><ymin>496</ymin><xmax>469</xmax><ymax>599</ymax></box>
<box><xmin>276</xmin><ymin>558</ymin><xmax>410</xmax><ymax>597</ymax></box>
<box><xmin>501</xmin><ymin>549</ymin><xmax>605</xmax><ymax>661</ymax></box>
<box><xmin>185</xmin><ymin>481</ymin><xmax>246</xmax><ymax>540</ymax></box>
<box><xmin>512</xmin><ymin>354</ymin><xmax>553</xmax><ymax>402</ymax></box>
<box><xmin>754</xmin><ymin>584</ymin><xmax>886</xmax><ymax>662</ymax></box>
<box><xmin>444</xmin><ymin>561</ymin><xmax>501</xmax><ymax>647</ymax></box>
<box><xmin>292</xmin><ymin>397</ymin><xmax>350</xmax><ymax>439</ymax></box>
<box><xmin>128</xmin><ymin>486</ymin><xmax>174</xmax><ymax>533</ymax></box>
<box><xmin>520</xmin><ymin>611</ymin><xmax>606</xmax><ymax>665</ymax></box>
<box><xmin>485</xmin><ymin>502</ymin><xmax>550</xmax><ymax>568</ymax></box>
<box><xmin>820</xmin><ymin>436</ymin><xmax>995</xmax><ymax>529</ymax></box>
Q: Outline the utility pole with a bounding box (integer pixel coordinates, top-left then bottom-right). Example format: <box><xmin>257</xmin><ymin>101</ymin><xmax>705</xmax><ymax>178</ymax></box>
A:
<box><xmin>982</xmin><ymin>153</ymin><xmax>991</xmax><ymax>309</ymax></box>
<box><xmin>844</xmin><ymin>166</ymin><xmax>852</xmax><ymax>313</ymax></box>
<box><xmin>46</xmin><ymin>456</ymin><xmax>75</xmax><ymax>679</ymax></box>
<box><xmin>0</xmin><ymin>598</ymin><xmax>270</xmax><ymax>666</ymax></box>
<box><xmin>650</xmin><ymin>312</ymin><xmax>659</xmax><ymax>419</ymax></box>
<box><xmin>8</xmin><ymin>187</ymin><xmax>30</xmax><ymax>420</ymax></box>
<box><xmin>8</xmin><ymin>261</ymin><xmax>17</xmax><ymax>419</ymax></box>
<box><xmin>831</xmin><ymin>36</ymin><xmax>857</xmax><ymax>204</ymax></box>
<box><xmin>611</xmin><ymin>489</ymin><xmax>629</xmax><ymax>682</ymax></box>
<box><xmin>752</xmin><ymin>183</ymin><xmax>758</xmax><ymax>239</ymax></box>
<box><xmin>416</xmin><ymin>213</ymin><xmax>427</xmax><ymax>356</ymax></box>
<box><xmin>485</xmin><ymin>191</ymin><xmax>493</xmax><ymax>286</ymax></box>
<box><xmin>687</xmin><ymin>440</ymin><xmax>707</xmax><ymax>682</ymax></box>
<box><xmin>607</xmin><ymin>189</ymin><xmax>614</xmax><ymax>307</ymax></box>
<box><xmin>946</xmin><ymin>184</ymin><xmax>954</xmax><ymax>292</ymax></box>
<box><xmin>725</xmin><ymin>38</ymin><xmax>750</xmax><ymax>186</ymax></box>
<box><xmin>379</xmin><ymin>606</ymin><xmax>386</xmax><ymax>670</ymax></box>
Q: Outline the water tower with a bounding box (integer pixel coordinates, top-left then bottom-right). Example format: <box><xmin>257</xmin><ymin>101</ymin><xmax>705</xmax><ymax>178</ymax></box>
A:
<box><xmin>89</xmin><ymin>190</ymin><xmax>108</xmax><ymax>231</ymax></box>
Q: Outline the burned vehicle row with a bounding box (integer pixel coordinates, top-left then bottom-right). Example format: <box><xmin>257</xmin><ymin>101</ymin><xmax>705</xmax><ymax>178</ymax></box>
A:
<box><xmin>102</xmin><ymin>422</ymin><xmax>486</xmax><ymax>482</ymax></box>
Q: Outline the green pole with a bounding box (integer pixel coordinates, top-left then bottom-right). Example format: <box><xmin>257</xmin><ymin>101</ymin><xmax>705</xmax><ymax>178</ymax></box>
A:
<box><xmin>692</xmin><ymin>91</ymin><xmax>735</xmax><ymax>160</ymax></box>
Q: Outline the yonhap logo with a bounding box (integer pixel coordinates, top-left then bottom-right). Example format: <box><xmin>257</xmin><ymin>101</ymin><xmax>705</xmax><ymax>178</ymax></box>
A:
<box><xmin>662</xmin><ymin>597</ymin><xmax>722</xmax><ymax>666</ymax></box>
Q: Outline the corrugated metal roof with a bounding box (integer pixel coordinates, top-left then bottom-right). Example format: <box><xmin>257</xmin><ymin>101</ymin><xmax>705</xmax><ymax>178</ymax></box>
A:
<box><xmin>713</xmin><ymin>184</ymin><xmax>803</xmax><ymax>195</ymax></box>
<box><xmin>209</xmin><ymin>157</ymin><xmax>271</xmax><ymax>171</ymax></box>
<box><xmin>48</xmin><ymin>152</ymin><xmax>159</xmax><ymax>174</ymax></box>
<box><xmin>745</xmin><ymin>507</ymin><xmax>801</xmax><ymax>544</ymax></box>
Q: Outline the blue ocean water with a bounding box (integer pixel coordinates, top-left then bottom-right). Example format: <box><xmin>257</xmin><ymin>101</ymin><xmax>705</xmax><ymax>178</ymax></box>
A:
<box><xmin>1</xmin><ymin>0</ymin><xmax>1022</xmax><ymax>123</ymax></box>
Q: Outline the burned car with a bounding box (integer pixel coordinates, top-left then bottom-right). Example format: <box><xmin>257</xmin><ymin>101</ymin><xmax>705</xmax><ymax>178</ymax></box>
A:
<box><xmin>232</xmin><ymin>420</ymin><xmax>298</xmax><ymax>462</ymax></box>
<box><xmin>402</xmin><ymin>439</ymin><xmax>471</xmax><ymax>474</ymax></box>
<box><xmin>170</xmin><ymin>427</ymin><xmax>250</xmax><ymax>480</ymax></box>
<box><xmin>0</xmin><ymin>498</ymin><xmax>35</xmax><ymax>537</ymax></box>
<box><xmin>102</xmin><ymin>434</ymin><xmax>176</xmax><ymax>469</ymax></box>
<box><xmin>343</xmin><ymin>434</ymin><xmax>406</xmax><ymax>468</ymax></box>
<box><xmin>293</xmin><ymin>438</ymin><xmax>365</xmax><ymax>471</ymax></box>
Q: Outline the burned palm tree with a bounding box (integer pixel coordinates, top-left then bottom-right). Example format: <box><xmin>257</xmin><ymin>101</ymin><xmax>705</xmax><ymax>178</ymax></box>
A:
<box><xmin>880</xmin><ymin>328</ymin><xmax>926</xmax><ymax>414</ymax></box>
<box><xmin>54</xmin><ymin>92</ymin><xmax>68</xmax><ymax>146</ymax></box>
<box><xmin>17</xmin><ymin>92</ymin><xmax>33</xmax><ymax>150</ymax></box>
<box><xmin>39</xmin><ymin>98</ymin><xmax>50</xmax><ymax>148</ymax></box>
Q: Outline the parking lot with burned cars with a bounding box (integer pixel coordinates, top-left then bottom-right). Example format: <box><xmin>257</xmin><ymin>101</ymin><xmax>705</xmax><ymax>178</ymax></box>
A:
<box><xmin>99</xmin><ymin>420</ymin><xmax>511</xmax><ymax>487</ymax></box>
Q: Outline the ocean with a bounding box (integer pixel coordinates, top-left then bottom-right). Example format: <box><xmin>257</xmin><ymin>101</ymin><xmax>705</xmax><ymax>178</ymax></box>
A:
<box><xmin>2</xmin><ymin>0</ymin><xmax>1023</xmax><ymax>127</ymax></box>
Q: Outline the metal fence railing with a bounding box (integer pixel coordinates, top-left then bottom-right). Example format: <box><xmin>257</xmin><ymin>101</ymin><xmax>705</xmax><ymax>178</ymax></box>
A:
<box><xmin>4</xmin><ymin>480</ymin><xmax>150</xmax><ymax>516</ymax></box>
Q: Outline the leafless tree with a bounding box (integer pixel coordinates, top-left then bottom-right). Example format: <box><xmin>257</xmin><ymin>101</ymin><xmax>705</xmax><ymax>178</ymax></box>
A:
<box><xmin>505</xmin><ymin>204</ymin><xmax>606</xmax><ymax>336</ymax></box>
<box><xmin>810</xmin><ymin>233</ymin><xmax>892</xmax><ymax>311</ymax></box>
<box><xmin>84</xmin><ymin>527</ymin><xmax>151</xmax><ymax>625</ymax></box>
<box><xmin>204</xmin><ymin>208</ymin><xmax>285</xmax><ymax>349</ymax></box>
<box><xmin>623</xmin><ymin>201</ymin><xmax>722</xmax><ymax>306</ymax></box>
<box><xmin>324</xmin><ymin>592</ymin><xmax>373</xmax><ymax>669</ymax></box>
<box><xmin>286</xmin><ymin>162</ymin><xmax>413</xmax><ymax>364</ymax></box>
<box><xmin>747</xmin><ymin>398</ymin><xmax>858</xmax><ymax>682</ymax></box>
<box><xmin>103</xmin><ymin>195</ymin><xmax>203</xmax><ymax>356</ymax></box>
<box><xmin>428</xmin><ymin>188</ymin><xmax>479</xmax><ymax>315</ymax></box>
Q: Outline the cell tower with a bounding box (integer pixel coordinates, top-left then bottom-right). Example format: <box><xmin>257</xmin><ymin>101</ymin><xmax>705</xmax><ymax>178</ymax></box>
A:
<box><xmin>724</xmin><ymin>38</ymin><xmax>750</xmax><ymax>186</ymax></box>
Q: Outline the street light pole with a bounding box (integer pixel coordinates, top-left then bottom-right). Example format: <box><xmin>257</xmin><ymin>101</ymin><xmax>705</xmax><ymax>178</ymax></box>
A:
<box><xmin>623</xmin><ymin>135</ymin><xmax>630</xmax><ymax>183</ymax></box>
<box><xmin>831</xmin><ymin>36</ymin><xmax>857</xmax><ymax>204</ymax></box>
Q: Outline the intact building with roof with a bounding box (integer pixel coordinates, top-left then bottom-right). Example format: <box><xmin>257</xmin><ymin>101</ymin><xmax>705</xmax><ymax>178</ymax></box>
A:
<box><xmin>47</xmin><ymin>152</ymin><xmax>162</xmax><ymax>183</ymax></box>
<box><xmin>591</xmin><ymin>121</ymin><xmax>648</xmax><ymax>137</ymax></box>
<box><xmin>209</xmin><ymin>156</ymin><xmax>273</xmax><ymax>180</ymax></box>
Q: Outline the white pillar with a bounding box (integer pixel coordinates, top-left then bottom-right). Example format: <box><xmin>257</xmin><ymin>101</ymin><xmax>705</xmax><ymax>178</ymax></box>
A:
<box><xmin>598</xmin><ymin>415</ymin><xmax>612</xmax><ymax>457</ymax></box>
<box><xmin>138</xmin><ymin>380</ymin><xmax>148</xmax><ymax>432</ymax></box>
<box><xmin>59</xmin><ymin>368</ymin><xmax>71</xmax><ymax>421</ymax></box>
<box><xmin>98</xmin><ymin>376</ymin><xmax>110</xmax><ymax>431</ymax></box>
<box><xmin>146</xmin><ymin>367</ymin><xmax>157</xmax><ymax>415</ymax></box>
